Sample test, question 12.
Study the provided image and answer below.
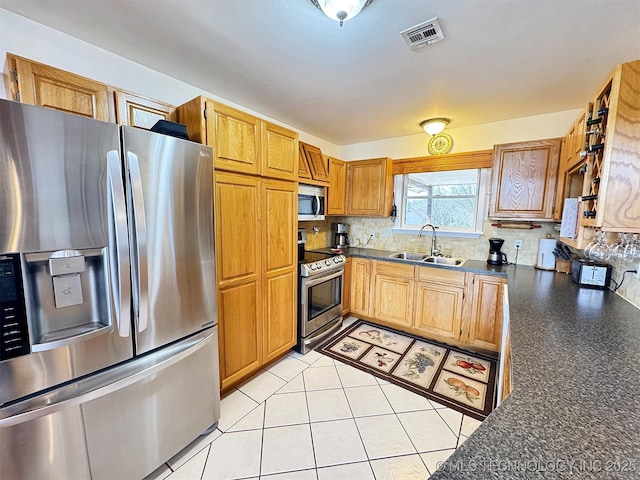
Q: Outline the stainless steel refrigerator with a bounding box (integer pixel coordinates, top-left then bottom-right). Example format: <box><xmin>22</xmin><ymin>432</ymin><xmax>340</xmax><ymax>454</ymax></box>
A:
<box><xmin>0</xmin><ymin>99</ymin><xmax>220</xmax><ymax>479</ymax></box>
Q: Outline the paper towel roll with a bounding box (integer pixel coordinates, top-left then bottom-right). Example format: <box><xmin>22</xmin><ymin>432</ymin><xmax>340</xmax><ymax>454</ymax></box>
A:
<box><xmin>536</xmin><ymin>238</ymin><xmax>556</xmax><ymax>270</ymax></box>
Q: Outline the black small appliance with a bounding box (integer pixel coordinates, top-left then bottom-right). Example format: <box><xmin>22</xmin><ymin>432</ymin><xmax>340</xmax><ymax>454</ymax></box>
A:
<box><xmin>487</xmin><ymin>238</ymin><xmax>508</xmax><ymax>265</ymax></box>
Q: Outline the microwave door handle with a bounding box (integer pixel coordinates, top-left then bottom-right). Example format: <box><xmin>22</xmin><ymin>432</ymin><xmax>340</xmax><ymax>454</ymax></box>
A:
<box><xmin>127</xmin><ymin>151</ymin><xmax>149</xmax><ymax>333</ymax></box>
<box><xmin>315</xmin><ymin>194</ymin><xmax>321</xmax><ymax>217</ymax></box>
<box><xmin>107</xmin><ymin>151</ymin><xmax>131</xmax><ymax>337</ymax></box>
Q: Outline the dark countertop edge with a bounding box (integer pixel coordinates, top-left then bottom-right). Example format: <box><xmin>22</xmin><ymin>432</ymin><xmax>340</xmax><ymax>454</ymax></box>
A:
<box><xmin>310</xmin><ymin>246</ymin><xmax>508</xmax><ymax>278</ymax></box>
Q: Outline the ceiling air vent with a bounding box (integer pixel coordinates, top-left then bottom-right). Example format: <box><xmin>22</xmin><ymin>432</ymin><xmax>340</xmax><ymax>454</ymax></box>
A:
<box><xmin>400</xmin><ymin>17</ymin><xmax>444</xmax><ymax>50</ymax></box>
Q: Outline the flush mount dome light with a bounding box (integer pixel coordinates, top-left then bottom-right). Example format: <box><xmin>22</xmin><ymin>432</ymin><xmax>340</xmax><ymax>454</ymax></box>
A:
<box><xmin>310</xmin><ymin>0</ymin><xmax>374</xmax><ymax>27</ymax></box>
<box><xmin>419</xmin><ymin>118</ymin><xmax>450</xmax><ymax>135</ymax></box>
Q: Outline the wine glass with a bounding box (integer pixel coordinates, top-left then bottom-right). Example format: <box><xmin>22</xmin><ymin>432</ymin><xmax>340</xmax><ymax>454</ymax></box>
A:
<box><xmin>583</xmin><ymin>233</ymin><xmax>598</xmax><ymax>260</ymax></box>
<box><xmin>589</xmin><ymin>231</ymin><xmax>611</xmax><ymax>262</ymax></box>
<box><xmin>610</xmin><ymin>233</ymin><xmax>629</xmax><ymax>261</ymax></box>
<box><xmin>623</xmin><ymin>233</ymin><xmax>640</xmax><ymax>264</ymax></box>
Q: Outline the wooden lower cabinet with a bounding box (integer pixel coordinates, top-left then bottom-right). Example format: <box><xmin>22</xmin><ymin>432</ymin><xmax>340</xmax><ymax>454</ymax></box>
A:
<box><xmin>372</xmin><ymin>261</ymin><xmax>414</xmax><ymax>328</ymax></box>
<box><xmin>466</xmin><ymin>274</ymin><xmax>504</xmax><ymax>351</ymax></box>
<box><xmin>350</xmin><ymin>258</ymin><xmax>372</xmax><ymax>316</ymax></box>
<box><xmin>352</xmin><ymin>259</ymin><xmax>505</xmax><ymax>353</ymax></box>
<box><xmin>342</xmin><ymin>258</ymin><xmax>352</xmax><ymax>316</ymax></box>
<box><xmin>414</xmin><ymin>281</ymin><xmax>464</xmax><ymax>341</ymax></box>
<box><xmin>215</xmin><ymin>172</ymin><xmax>297</xmax><ymax>390</ymax></box>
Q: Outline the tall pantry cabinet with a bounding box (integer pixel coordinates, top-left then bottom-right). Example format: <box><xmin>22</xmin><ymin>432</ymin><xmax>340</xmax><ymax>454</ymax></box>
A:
<box><xmin>177</xmin><ymin>97</ymin><xmax>298</xmax><ymax>391</ymax></box>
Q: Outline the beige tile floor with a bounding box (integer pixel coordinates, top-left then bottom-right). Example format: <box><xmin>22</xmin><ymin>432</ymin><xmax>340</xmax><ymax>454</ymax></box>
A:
<box><xmin>145</xmin><ymin>318</ymin><xmax>483</xmax><ymax>480</ymax></box>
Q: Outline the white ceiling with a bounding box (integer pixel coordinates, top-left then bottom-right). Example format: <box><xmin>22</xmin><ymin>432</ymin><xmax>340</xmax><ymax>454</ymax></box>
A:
<box><xmin>2</xmin><ymin>0</ymin><xmax>640</xmax><ymax>145</ymax></box>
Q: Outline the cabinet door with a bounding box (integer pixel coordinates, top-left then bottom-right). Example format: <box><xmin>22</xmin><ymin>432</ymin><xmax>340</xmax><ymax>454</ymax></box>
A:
<box><xmin>327</xmin><ymin>157</ymin><xmax>347</xmax><ymax>215</ymax></box>
<box><xmin>115</xmin><ymin>90</ymin><xmax>175</xmax><ymax>129</ymax></box>
<box><xmin>214</xmin><ymin>173</ymin><xmax>262</xmax><ymax>389</ymax></box>
<box><xmin>342</xmin><ymin>258</ymin><xmax>352</xmax><ymax>316</ymax></box>
<box><xmin>262</xmin><ymin>122</ymin><xmax>298</xmax><ymax>181</ymax></box>
<box><xmin>414</xmin><ymin>281</ymin><xmax>464</xmax><ymax>342</ymax></box>
<box><xmin>300</xmin><ymin>142</ymin><xmax>330</xmax><ymax>183</ymax></box>
<box><xmin>9</xmin><ymin>54</ymin><xmax>113</xmax><ymax>122</ymax></box>
<box><xmin>350</xmin><ymin>258</ymin><xmax>371</xmax><ymax>316</ymax></box>
<box><xmin>373</xmin><ymin>274</ymin><xmax>414</xmax><ymax>328</ymax></box>
<box><xmin>262</xmin><ymin>179</ymin><xmax>297</xmax><ymax>362</ymax></box>
<box><xmin>298</xmin><ymin>143</ymin><xmax>312</xmax><ymax>180</ymax></box>
<box><xmin>346</xmin><ymin>158</ymin><xmax>393</xmax><ymax>216</ymax></box>
<box><xmin>489</xmin><ymin>139</ymin><xmax>561</xmax><ymax>220</ymax></box>
<box><xmin>467</xmin><ymin>275</ymin><xmax>504</xmax><ymax>352</ymax></box>
<box><xmin>209</xmin><ymin>101</ymin><xmax>261</xmax><ymax>175</ymax></box>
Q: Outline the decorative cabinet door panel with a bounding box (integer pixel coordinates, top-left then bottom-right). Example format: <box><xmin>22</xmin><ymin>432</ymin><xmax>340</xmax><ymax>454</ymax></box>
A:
<box><xmin>350</xmin><ymin>258</ymin><xmax>371</xmax><ymax>316</ymax></box>
<box><xmin>10</xmin><ymin>54</ymin><xmax>113</xmax><ymax>122</ymax></box>
<box><xmin>211</xmin><ymin>102</ymin><xmax>261</xmax><ymax>175</ymax></box>
<box><xmin>490</xmin><ymin>139</ymin><xmax>561</xmax><ymax>220</ymax></box>
<box><xmin>346</xmin><ymin>158</ymin><xmax>393</xmax><ymax>216</ymax></box>
<box><xmin>467</xmin><ymin>275</ymin><xmax>504</xmax><ymax>351</ymax></box>
<box><xmin>262</xmin><ymin>122</ymin><xmax>298</xmax><ymax>181</ymax></box>
<box><xmin>218</xmin><ymin>281</ymin><xmax>262</xmax><ymax>389</ymax></box>
<box><xmin>262</xmin><ymin>180</ymin><xmax>297</xmax><ymax>362</ymax></box>
<box><xmin>214</xmin><ymin>173</ymin><xmax>261</xmax><ymax>284</ymax></box>
<box><xmin>327</xmin><ymin>157</ymin><xmax>347</xmax><ymax>215</ymax></box>
<box><xmin>414</xmin><ymin>282</ymin><xmax>464</xmax><ymax>341</ymax></box>
<box><xmin>373</xmin><ymin>275</ymin><xmax>414</xmax><ymax>327</ymax></box>
<box><xmin>115</xmin><ymin>91</ymin><xmax>174</xmax><ymax>129</ymax></box>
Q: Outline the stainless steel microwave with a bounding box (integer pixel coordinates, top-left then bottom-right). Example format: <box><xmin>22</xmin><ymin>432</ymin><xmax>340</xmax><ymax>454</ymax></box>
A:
<box><xmin>298</xmin><ymin>184</ymin><xmax>325</xmax><ymax>221</ymax></box>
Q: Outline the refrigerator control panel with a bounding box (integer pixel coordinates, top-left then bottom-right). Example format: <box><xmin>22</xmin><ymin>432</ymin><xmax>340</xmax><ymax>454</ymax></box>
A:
<box><xmin>0</xmin><ymin>254</ymin><xmax>30</xmax><ymax>360</ymax></box>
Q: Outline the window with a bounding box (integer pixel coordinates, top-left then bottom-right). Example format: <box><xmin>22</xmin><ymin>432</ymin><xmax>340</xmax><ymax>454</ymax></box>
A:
<box><xmin>395</xmin><ymin>169</ymin><xmax>488</xmax><ymax>236</ymax></box>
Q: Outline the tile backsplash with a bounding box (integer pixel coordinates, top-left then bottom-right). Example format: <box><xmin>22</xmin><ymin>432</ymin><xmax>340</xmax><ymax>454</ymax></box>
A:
<box><xmin>298</xmin><ymin>217</ymin><xmax>640</xmax><ymax>309</ymax></box>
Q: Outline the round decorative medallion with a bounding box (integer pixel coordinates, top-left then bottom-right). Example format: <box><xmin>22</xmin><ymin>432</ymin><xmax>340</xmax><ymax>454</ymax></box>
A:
<box><xmin>428</xmin><ymin>132</ymin><xmax>453</xmax><ymax>155</ymax></box>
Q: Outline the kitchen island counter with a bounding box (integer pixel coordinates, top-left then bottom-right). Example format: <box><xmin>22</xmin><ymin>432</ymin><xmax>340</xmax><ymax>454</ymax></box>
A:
<box><xmin>429</xmin><ymin>265</ymin><xmax>640</xmax><ymax>479</ymax></box>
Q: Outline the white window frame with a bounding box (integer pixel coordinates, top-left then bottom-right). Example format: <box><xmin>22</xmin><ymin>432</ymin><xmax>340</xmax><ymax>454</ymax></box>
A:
<box><xmin>392</xmin><ymin>168</ymin><xmax>490</xmax><ymax>239</ymax></box>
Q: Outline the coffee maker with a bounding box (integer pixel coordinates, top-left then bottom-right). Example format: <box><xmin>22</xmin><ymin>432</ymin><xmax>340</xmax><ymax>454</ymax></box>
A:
<box><xmin>487</xmin><ymin>238</ymin><xmax>508</xmax><ymax>265</ymax></box>
<box><xmin>333</xmin><ymin>223</ymin><xmax>349</xmax><ymax>249</ymax></box>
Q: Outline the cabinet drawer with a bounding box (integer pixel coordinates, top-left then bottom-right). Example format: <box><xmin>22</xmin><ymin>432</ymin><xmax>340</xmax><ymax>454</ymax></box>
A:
<box><xmin>416</xmin><ymin>266</ymin><xmax>465</xmax><ymax>285</ymax></box>
<box><xmin>375</xmin><ymin>261</ymin><xmax>415</xmax><ymax>278</ymax></box>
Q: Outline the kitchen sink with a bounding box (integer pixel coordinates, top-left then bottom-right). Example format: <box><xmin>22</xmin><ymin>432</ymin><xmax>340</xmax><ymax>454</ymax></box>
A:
<box><xmin>422</xmin><ymin>256</ymin><xmax>467</xmax><ymax>267</ymax></box>
<box><xmin>387</xmin><ymin>252</ymin><xmax>429</xmax><ymax>261</ymax></box>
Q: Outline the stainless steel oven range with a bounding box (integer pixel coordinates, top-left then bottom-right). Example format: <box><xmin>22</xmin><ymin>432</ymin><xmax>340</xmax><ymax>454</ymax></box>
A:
<box><xmin>297</xmin><ymin>250</ymin><xmax>345</xmax><ymax>354</ymax></box>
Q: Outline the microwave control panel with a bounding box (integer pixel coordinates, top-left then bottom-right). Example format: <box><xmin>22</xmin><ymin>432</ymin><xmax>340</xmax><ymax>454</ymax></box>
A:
<box><xmin>0</xmin><ymin>254</ymin><xmax>30</xmax><ymax>360</ymax></box>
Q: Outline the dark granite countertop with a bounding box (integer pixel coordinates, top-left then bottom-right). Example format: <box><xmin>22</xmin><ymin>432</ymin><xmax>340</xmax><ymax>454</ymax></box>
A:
<box><xmin>313</xmin><ymin>247</ymin><xmax>640</xmax><ymax>478</ymax></box>
<box><xmin>312</xmin><ymin>246</ymin><xmax>508</xmax><ymax>277</ymax></box>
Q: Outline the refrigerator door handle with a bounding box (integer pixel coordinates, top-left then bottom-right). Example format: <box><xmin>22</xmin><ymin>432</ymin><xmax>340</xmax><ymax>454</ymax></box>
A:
<box><xmin>127</xmin><ymin>151</ymin><xmax>149</xmax><ymax>333</ymax></box>
<box><xmin>107</xmin><ymin>151</ymin><xmax>131</xmax><ymax>337</ymax></box>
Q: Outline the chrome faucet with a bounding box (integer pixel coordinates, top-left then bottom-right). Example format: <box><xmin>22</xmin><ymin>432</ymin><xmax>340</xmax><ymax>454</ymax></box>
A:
<box><xmin>418</xmin><ymin>224</ymin><xmax>440</xmax><ymax>256</ymax></box>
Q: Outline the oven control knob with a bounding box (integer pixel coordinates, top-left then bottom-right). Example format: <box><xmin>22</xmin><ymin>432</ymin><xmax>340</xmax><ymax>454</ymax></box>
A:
<box><xmin>309</xmin><ymin>264</ymin><xmax>316</xmax><ymax>270</ymax></box>
<box><xmin>316</xmin><ymin>262</ymin><xmax>322</xmax><ymax>269</ymax></box>
<box><xmin>334</xmin><ymin>257</ymin><xmax>341</xmax><ymax>263</ymax></box>
<box><xmin>325</xmin><ymin>260</ymin><xmax>331</xmax><ymax>266</ymax></box>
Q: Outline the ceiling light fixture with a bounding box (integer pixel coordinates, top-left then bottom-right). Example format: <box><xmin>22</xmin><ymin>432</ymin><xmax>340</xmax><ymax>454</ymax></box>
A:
<box><xmin>419</xmin><ymin>118</ymin><xmax>450</xmax><ymax>136</ymax></box>
<box><xmin>310</xmin><ymin>0</ymin><xmax>374</xmax><ymax>27</ymax></box>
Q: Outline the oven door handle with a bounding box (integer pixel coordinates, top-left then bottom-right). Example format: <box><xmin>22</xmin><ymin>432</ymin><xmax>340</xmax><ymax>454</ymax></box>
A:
<box><xmin>303</xmin><ymin>268</ymin><xmax>344</xmax><ymax>287</ymax></box>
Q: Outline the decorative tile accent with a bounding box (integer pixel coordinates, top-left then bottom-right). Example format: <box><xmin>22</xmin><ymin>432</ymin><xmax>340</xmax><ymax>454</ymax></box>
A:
<box><xmin>359</xmin><ymin>346</ymin><xmax>400</xmax><ymax>373</ymax></box>
<box><xmin>392</xmin><ymin>341</ymin><xmax>447</xmax><ymax>388</ymax></box>
<box><xmin>350</xmin><ymin>324</ymin><xmax>414</xmax><ymax>353</ymax></box>
<box><xmin>443</xmin><ymin>351</ymin><xmax>492</xmax><ymax>383</ymax></box>
<box><xmin>433</xmin><ymin>371</ymin><xmax>488</xmax><ymax>410</ymax></box>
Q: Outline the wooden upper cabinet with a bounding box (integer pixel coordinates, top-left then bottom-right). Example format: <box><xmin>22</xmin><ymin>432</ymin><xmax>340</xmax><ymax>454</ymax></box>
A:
<box><xmin>327</xmin><ymin>157</ymin><xmax>347</xmax><ymax>215</ymax></box>
<box><xmin>209</xmin><ymin>101</ymin><xmax>261</xmax><ymax>175</ymax></box>
<box><xmin>261</xmin><ymin>122</ymin><xmax>298</xmax><ymax>181</ymax></box>
<box><xmin>115</xmin><ymin>91</ymin><xmax>175</xmax><ymax>129</ymax></box>
<box><xmin>489</xmin><ymin>138</ymin><xmax>561</xmax><ymax>220</ymax></box>
<box><xmin>346</xmin><ymin>157</ymin><xmax>393</xmax><ymax>216</ymax></box>
<box><xmin>298</xmin><ymin>143</ymin><xmax>312</xmax><ymax>179</ymax></box>
<box><xmin>299</xmin><ymin>142</ymin><xmax>330</xmax><ymax>185</ymax></box>
<box><xmin>8</xmin><ymin>54</ymin><xmax>114</xmax><ymax>122</ymax></box>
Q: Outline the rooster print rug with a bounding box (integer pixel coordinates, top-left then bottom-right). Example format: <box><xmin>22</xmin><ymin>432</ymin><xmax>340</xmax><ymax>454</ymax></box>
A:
<box><xmin>318</xmin><ymin>320</ymin><xmax>497</xmax><ymax>420</ymax></box>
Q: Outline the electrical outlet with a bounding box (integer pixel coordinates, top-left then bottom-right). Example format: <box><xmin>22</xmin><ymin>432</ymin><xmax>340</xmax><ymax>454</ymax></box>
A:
<box><xmin>514</xmin><ymin>240</ymin><xmax>523</xmax><ymax>249</ymax></box>
<box><xmin>370</xmin><ymin>231</ymin><xmax>375</xmax><ymax>238</ymax></box>
<box><xmin>383</xmin><ymin>228</ymin><xmax>393</xmax><ymax>237</ymax></box>
<box><xmin>635</xmin><ymin>263</ymin><xmax>640</xmax><ymax>279</ymax></box>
